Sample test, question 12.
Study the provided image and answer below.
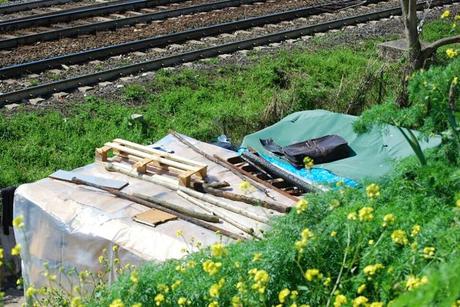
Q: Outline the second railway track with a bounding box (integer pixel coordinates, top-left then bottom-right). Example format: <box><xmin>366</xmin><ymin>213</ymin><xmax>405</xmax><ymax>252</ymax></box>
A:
<box><xmin>0</xmin><ymin>0</ymin><xmax>458</xmax><ymax>106</ymax></box>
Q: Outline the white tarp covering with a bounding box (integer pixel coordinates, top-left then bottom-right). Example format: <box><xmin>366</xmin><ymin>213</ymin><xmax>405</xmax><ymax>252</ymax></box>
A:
<box><xmin>13</xmin><ymin>134</ymin><xmax>293</xmax><ymax>288</ymax></box>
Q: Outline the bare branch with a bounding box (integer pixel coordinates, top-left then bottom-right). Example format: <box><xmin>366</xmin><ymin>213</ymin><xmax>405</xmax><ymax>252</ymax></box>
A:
<box><xmin>422</xmin><ymin>35</ymin><xmax>460</xmax><ymax>59</ymax></box>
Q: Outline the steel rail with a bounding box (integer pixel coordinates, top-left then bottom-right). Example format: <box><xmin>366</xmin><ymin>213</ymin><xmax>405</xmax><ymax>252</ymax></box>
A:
<box><xmin>2</xmin><ymin>0</ymin><xmax>455</xmax><ymax>106</ymax></box>
<box><xmin>0</xmin><ymin>0</ymin><xmax>266</xmax><ymax>50</ymax></box>
<box><xmin>0</xmin><ymin>0</ymin><xmax>187</xmax><ymax>31</ymax></box>
<box><xmin>0</xmin><ymin>0</ymin><xmax>77</xmax><ymax>14</ymax></box>
<box><xmin>0</xmin><ymin>0</ymin><xmax>381</xmax><ymax>78</ymax></box>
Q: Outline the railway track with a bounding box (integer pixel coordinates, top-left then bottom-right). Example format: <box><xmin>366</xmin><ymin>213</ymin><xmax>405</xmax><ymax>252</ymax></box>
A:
<box><xmin>0</xmin><ymin>0</ymin><xmax>265</xmax><ymax>49</ymax></box>
<box><xmin>0</xmin><ymin>0</ymin><xmax>457</xmax><ymax>106</ymax></box>
<box><xmin>0</xmin><ymin>0</ymin><xmax>81</xmax><ymax>15</ymax></box>
<box><xmin>0</xmin><ymin>0</ymin><xmax>194</xmax><ymax>30</ymax></box>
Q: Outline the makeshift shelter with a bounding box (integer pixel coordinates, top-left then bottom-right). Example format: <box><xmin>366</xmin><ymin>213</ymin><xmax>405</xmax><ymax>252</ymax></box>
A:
<box><xmin>242</xmin><ymin>110</ymin><xmax>442</xmax><ymax>181</ymax></box>
<box><xmin>13</xmin><ymin>135</ymin><xmax>292</xmax><ymax>288</ymax></box>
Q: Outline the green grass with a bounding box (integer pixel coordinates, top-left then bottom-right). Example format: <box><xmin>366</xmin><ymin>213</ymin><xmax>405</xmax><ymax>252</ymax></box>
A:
<box><xmin>87</xmin><ymin>151</ymin><xmax>460</xmax><ymax>306</ymax></box>
<box><xmin>0</xmin><ymin>41</ymin><xmax>398</xmax><ymax>188</ymax></box>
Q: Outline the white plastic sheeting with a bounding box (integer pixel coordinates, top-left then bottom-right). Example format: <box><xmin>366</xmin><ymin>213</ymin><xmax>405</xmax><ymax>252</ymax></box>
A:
<box><xmin>13</xmin><ymin>134</ymin><xmax>293</xmax><ymax>288</ymax></box>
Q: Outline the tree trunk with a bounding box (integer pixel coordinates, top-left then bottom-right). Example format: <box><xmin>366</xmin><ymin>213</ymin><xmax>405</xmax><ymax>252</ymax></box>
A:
<box><xmin>401</xmin><ymin>0</ymin><xmax>423</xmax><ymax>69</ymax></box>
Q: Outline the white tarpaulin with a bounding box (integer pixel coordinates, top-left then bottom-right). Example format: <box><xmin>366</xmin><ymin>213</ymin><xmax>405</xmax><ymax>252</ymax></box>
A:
<box><xmin>13</xmin><ymin>134</ymin><xmax>293</xmax><ymax>288</ymax></box>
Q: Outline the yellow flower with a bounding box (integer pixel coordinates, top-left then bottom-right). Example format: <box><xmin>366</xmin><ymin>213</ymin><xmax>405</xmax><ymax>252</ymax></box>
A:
<box><xmin>239</xmin><ymin>180</ymin><xmax>253</xmax><ymax>193</ymax></box>
<box><xmin>208</xmin><ymin>301</ymin><xmax>219</xmax><ymax>307</ymax></box>
<box><xmin>411</xmin><ymin>242</ymin><xmax>418</xmax><ymax>251</ymax></box>
<box><xmin>11</xmin><ymin>244</ymin><xmax>21</xmax><ymax>256</ymax></box>
<box><xmin>366</xmin><ymin>183</ymin><xmax>380</xmax><ymax>199</ymax></box>
<box><xmin>303</xmin><ymin>156</ymin><xmax>314</xmax><ymax>169</ymax></box>
<box><xmin>109</xmin><ymin>299</ymin><xmax>125</xmax><ymax>307</ymax></box>
<box><xmin>70</xmin><ymin>296</ymin><xmax>84</xmax><ymax>307</ymax></box>
<box><xmin>330</xmin><ymin>231</ymin><xmax>337</xmax><ymax>237</ymax></box>
<box><xmin>252</xmin><ymin>252</ymin><xmax>262</xmax><ymax>262</ymax></box>
<box><xmin>456</xmin><ymin>14</ymin><xmax>460</xmax><ymax>20</ymax></box>
<box><xmin>202</xmin><ymin>260</ymin><xmax>222</xmax><ymax>276</ymax></box>
<box><xmin>358</xmin><ymin>207</ymin><xmax>374</xmax><ymax>222</ymax></box>
<box><xmin>441</xmin><ymin>10</ymin><xmax>451</xmax><ymax>19</ymax></box>
<box><xmin>129</xmin><ymin>271</ymin><xmax>138</xmax><ymax>284</ymax></box>
<box><xmin>154</xmin><ymin>294</ymin><xmax>165</xmax><ymax>306</ymax></box>
<box><xmin>411</xmin><ymin>225</ymin><xmax>421</xmax><ymax>237</ymax></box>
<box><xmin>295</xmin><ymin>228</ymin><xmax>314</xmax><ymax>254</ymax></box>
<box><xmin>176</xmin><ymin>230</ymin><xmax>184</xmax><ymax>237</ymax></box>
<box><xmin>370</xmin><ymin>303</ymin><xmax>384</xmax><ymax>307</ymax></box>
<box><xmin>330</xmin><ymin>199</ymin><xmax>341</xmax><ymax>209</ymax></box>
<box><xmin>0</xmin><ymin>248</ymin><xmax>3</xmax><ymax>260</ymax></box>
<box><xmin>236</xmin><ymin>281</ymin><xmax>245</xmax><ymax>293</ymax></box>
<box><xmin>423</xmin><ymin>247</ymin><xmax>435</xmax><ymax>259</ymax></box>
<box><xmin>178</xmin><ymin>297</ymin><xmax>189</xmax><ymax>305</ymax></box>
<box><xmin>98</xmin><ymin>255</ymin><xmax>104</xmax><ymax>264</ymax></box>
<box><xmin>278</xmin><ymin>288</ymin><xmax>290</xmax><ymax>303</ymax></box>
<box><xmin>249</xmin><ymin>269</ymin><xmax>269</xmax><ymax>294</ymax></box>
<box><xmin>157</xmin><ymin>284</ymin><xmax>169</xmax><ymax>293</ymax></box>
<box><xmin>296</xmin><ymin>199</ymin><xmax>309</xmax><ymax>214</ymax></box>
<box><xmin>353</xmin><ymin>296</ymin><xmax>369</xmax><ymax>307</ymax></box>
<box><xmin>363</xmin><ymin>263</ymin><xmax>384</xmax><ymax>277</ymax></box>
<box><xmin>290</xmin><ymin>290</ymin><xmax>298</xmax><ymax>300</ymax></box>
<box><xmin>334</xmin><ymin>294</ymin><xmax>347</xmax><ymax>307</ymax></box>
<box><xmin>323</xmin><ymin>277</ymin><xmax>331</xmax><ymax>286</ymax></box>
<box><xmin>132</xmin><ymin>304</ymin><xmax>142</xmax><ymax>307</ymax></box>
<box><xmin>171</xmin><ymin>280</ymin><xmax>182</xmax><ymax>290</ymax></box>
<box><xmin>382</xmin><ymin>214</ymin><xmax>396</xmax><ymax>227</ymax></box>
<box><xmin>451</xmin><ymin>300</ymin><xmax>460</xmax><ymax>307</ymax></box>
<box><xmin>211</xmin><ymin>243</ymin><xmax>226</xmax><ymax>258</ymax></box>
<box><xmin>357</xmin><ymin>284</ymin><xmax>366</xmax><ymax>294</ymax></box>
<box><xmin>231</xmin><ymin>295</ymin><xmax>241</xmax><ymax>307</ymax></box>
<box><xmin>112</xmin><ymin>245</ymin><xmax>119</xmax><ymax>252</ymax></box>
<box><xmin>209</xmin><ymin>284</ymin><xmax>220</xmax><ymax>297</ymax></box>
<box><xmin>12</xmin><ymin>215</ymin><xmax>24</xmax><ymax>229</ymax></box>
<box><xmin>304</xmin><ymin>269</ymin><xmax>323</xmax><ymax>281</ymax></box>
<box><xmin>368</xmin><ymin>240</ymin><xmax>375</xmax><ymax>246</ymax></box>
<box><xmin>456</xmin><ymin>199</ymin><xmax>460</xmax><ymax>208</ymax></box>
<box><xmin>391</xmin><ymin>230</ymin><xmax>408</xmax><ymax>245</ymax></box>
<box><xmin>406</xmin><ymin>275</ymin><xmax>429</xmax><ymax>290</ymax></box>
<box><xmin>26</xmin><ymin>286</ymin><xmax>37</xmax><ymax>298</ymax></box>
<box><xmin>347</xmin><ymin>212</ymin><xmax>357</xmax><ymax>220</ymax></box>
<box><xmin>446</xmin><ymin>48</ymin><xmax>458</xmax><ymax>58</ymax></box>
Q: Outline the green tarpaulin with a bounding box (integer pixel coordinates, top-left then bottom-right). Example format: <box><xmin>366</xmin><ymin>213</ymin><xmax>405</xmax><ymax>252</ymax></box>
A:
<box><xmin>242</xmin><ymin>110</ymin><xmax>441</xmax><ymax>181</ymax></box>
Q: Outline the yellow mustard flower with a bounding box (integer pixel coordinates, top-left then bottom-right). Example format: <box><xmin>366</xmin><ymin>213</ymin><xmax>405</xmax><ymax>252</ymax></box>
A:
<box><xmin>304</xmin><ymin>269</ymin><xmax>323</xmax><ymax>281</ymax></box>
<box><xmin>347</xmin><ymin>212</ymin><xmax>357</xmax><ymax>220</ymax></box>
<box><xmin>249</xmin><ymin>269</ymin><xmax>270</xmax><ymax>294</ymax></box>
<box><xmin>11</xmin><ymin>244</ymin><xmax>21</xmax><ymax>256</ymax></box>
<box><xmin>368</xmin><ymin>240</ymin><xmax>375</xmax><ymax>246</ymax></box>
<box><xmin>231</xmin><ymin>295</ymin><xmax>242</xmax><ymax>307</ymax></box>
<box><xmin>382</xmin><ymin>214</ymin><xmax>396</xmax><ymax>227</ymax></box>
<box><xmin>112</xmin><ymin>245</ymin><xmax>119</xmax><ymax>252</ymax></box>
<box><xmin>202</xmin><ymin>260</ymin><xmax>222</xmax><ymax>276</ymax></box>
<box><xmin>303</xmin><ymin>156</ymin><xmax>314</xmax><ymax>169</ymax></box>
<box><xmin>441</xmin><ymin>10</ymin><xmax>451</xmax><ymax>19</ymax></box>
<box><xmin>357</xmin><ymin>284</ymin><xmax>366</xmax><ymax>294</ymax></box>
<box><xmin>411</xmin><ymin>225</ymin><xmax>421</xmax><ymax>237</ymax></box>
<box><xmin>451</xmin><ymin>299</ymin><xmax>460</xmax><ymax>307</ymax></box>
<box><xmin>211</xmin><ymin>243</ymin><xmax>226</xmax><ymax>258</ymax></box>
<box><xmin>330</xmin><ymin>231</ymin><xmax>337</xmax><ymax>237</ymax></box>
<box><xmin>334</xmin><ymin>294</ymin><xmax>347</xmax><ymax>307</ymax></box>
<box><xmin>423</xmin><ymin>247</ymin><xmax>435</xmax><ymax>259</ymax></box>
<box><xmin>353</xmin><ymin>296</ymin><xmax>369</xmax><ymax>307</ymax></box>
<box><xmin>278</xmin><ymin>288</ymin><xmax>290</xmax><ymax>303</ymax></box>
<box><xmin>252</xmin><ymin>252</ymin><xmax>262</xmax><ymax>262</ymax></box>
<box><xmin>366</xmin><ymin>183</ymin><xmax>380</xmax><ymax>199</ymax></box>
<box><xmin>176</xmin><ymin>230</ymin><xmax>184</xmax><ymax>238</ymax></box>
<box><xmin>391</xmin><ymin>230</ymin><xmax>408</xmax><ymax>245</ymax></box>
<box><xmin>296</xmin><ymin>199</ymin><xmax>309</xmax><ymax>214</ymax></box>
<box><xmin>157</xmin><ymin>284</ymin><xmax>169</xmax><ymax>294</ymax></box>
<box><xmin>208</xmin><ymin>301</ymin><xmax>219</xmax><ymax>307</ymax></box>
<box><xmin>178</xmin><ymin>297</ymin><xmax>189</xmax><ymax>305</ymax></box>
<box><xmin>290</xmin><ymin>290</ymin><xmax>298</xmax><ymax>300</ymax></box>
<box><xmin>130</xmin><ymin>271</ymin><xmax>139</xmax><ymax>284</ymax></box>
<box><xmin>26</xmin><ymin>286</ymin><xmax>37</xmax><ymax>298</ymax></box>
<box><xmin>456</xmin><ymin>199</ymin><xmax>460</xmax><ymax>208</ymax></box>
<box><xmin>369</xmin><ymin>303</ymin><xmax>384</xmax><ymax>307</ymax></box>
<box><xmin>154</xmin><ymin>294</ymin><xmax>165</xmax><ymax>306</ymax></box>
<box><xmin>239</xmin><ymin>180</ymin><xmax>253</xmax><ymax>193</ymax></box>
<box><xmin>109</xmin><ymin>299</ymin><xmax>124</xmax><ymax>307</ymax></box>
<box><xmin>358</xmin><ymin>207</ymin><xmax>374</xmax><ymax>222</ymax></box>
<box><xmin>70</xmin><ymin>296</ymin><xmax>84</xmax><ymax>307</ymax></box>
<box><xmin>406</xmin><ymin>275</ymin><xmax>429</xmax><ymax>290</ymax></box>
<box><xmin>12</xmin><ymin>215</ymin><xmax>24</xmax><ymax>229</ymax></box>
<box><xmin>363</xmin><ymin>263</ymin><xmax>384</xmax><ymax>277</ymax></box>
<box><xmin>171</xmin><ymin>280</ymin><xmax>182</xmax><ymax>290</ymax></box>
<box><xmin>295</xmin><ymin>228</ymin><xmax>314</xmax><ymax>254</ymax></box>
<box><xmin>446</xmin><ymin>48</ymin><xmax>458</xmax><ymax>58</ymax></box>
<box><xmin>323</xmin><ymin>277</ymin><xmax>332</xmax><ymax>286</ymax></box>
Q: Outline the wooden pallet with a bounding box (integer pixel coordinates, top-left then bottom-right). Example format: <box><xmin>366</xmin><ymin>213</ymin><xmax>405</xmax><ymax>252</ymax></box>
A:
<box><xmin>96</xmin><ymin>138</ymin><xmax>207</xmax><ymax>187</ymax></box>
<box><xmin>226</xmin><ymin>155</ymin><xmax>304</xmax><ymax>197</ymax></box>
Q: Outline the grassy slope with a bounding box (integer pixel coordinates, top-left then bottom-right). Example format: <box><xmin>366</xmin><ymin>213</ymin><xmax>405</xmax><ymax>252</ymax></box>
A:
<box><xmin>0</xmin><ymin>39</ymin><xmax>396</xmax><ymax>188</ymax></box>
<box><xmin>90</xmin><ymin>153</ymin><xmax>460</xmax><ymax>307</ymax></box>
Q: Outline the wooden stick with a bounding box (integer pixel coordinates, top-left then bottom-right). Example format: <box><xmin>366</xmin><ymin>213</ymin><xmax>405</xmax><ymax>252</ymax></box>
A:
<box><xmin>213</xmin><ymin>154</ymin><xmax>299</xmax><ymax>202</ymax></box>
<box><xmin>202</xmin><ymin>184</ymin><xmax>290</xmax><ymax>214</ymax></box>
<box><xmin>113</xmin><ymin>138</ymin><xmax>206</xmax><ymax>167</ymax></box>
<box><xmin>169</xmin><ymin>131</ymin><xmax>271</xmax><ymax>195</ymax></box>
<box><xmin>242</xmin><ymin>151</ymin><xmax>323</xmax><ymax>193</ymax></box>
<box><xmin>132</xmin><ymin>192</ymin><xmax>219</xmax><ymax>223</ymax></box>
<box><xmin>67</xmin><ymin>177</ymin><xmax>245</xmax><ymax>240</ymax></box>
<box><xmin>105</xmin><ymin>163</ymin><xmax>270</xmax><ymax>224</ymax></box>
<box><xmin>177</xmin><ymin>191</ymin><xmax>260</xmax><ymax>239</ymax></box>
